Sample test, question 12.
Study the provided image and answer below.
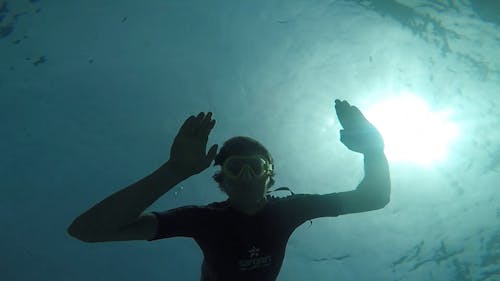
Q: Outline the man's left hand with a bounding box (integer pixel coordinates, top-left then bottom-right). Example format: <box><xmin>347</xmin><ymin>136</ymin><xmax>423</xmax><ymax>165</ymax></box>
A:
<box><xmin>334</xmin><ymin>99</ymin><xmax>384</xmax><ymax>154</ymax></box>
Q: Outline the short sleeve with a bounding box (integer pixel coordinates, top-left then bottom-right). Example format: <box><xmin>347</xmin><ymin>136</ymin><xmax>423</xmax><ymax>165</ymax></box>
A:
<box><xmin>276</xmin><ymin>193</ymin><xmax>344</xmax><ymax>228</ymax></box>
<box><xmin>148</xmin><ymin>205</ymin><xmax>210</xmax><ymax>241</ymax></box>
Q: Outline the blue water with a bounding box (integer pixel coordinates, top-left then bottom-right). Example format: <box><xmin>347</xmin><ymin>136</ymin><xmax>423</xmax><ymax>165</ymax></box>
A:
<box><xmin>1</xmin><ymin>1</ymin><xmax>498</xmax><ymax>280</ymax></box>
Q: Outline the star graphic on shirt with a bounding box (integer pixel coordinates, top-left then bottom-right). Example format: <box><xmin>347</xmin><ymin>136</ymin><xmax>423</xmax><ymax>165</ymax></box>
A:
<box><xmin>249</xmin><ymin>246</ymin><xmax>260</xmax><ymax>258</ymax></box>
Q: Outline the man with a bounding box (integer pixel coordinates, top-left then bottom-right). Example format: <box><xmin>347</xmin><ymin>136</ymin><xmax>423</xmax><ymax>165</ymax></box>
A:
<box><xmin>67</xmin><ymin>99</ymin><xmax>391</xmax><ymax>281</ymax></box>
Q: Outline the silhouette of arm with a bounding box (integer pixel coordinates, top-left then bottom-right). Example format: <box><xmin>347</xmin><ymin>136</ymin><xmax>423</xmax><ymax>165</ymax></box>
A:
<box><xmin>333</xmin><ymin>99</ymin><xmax>390</xmax><ymax>213</ymax></box>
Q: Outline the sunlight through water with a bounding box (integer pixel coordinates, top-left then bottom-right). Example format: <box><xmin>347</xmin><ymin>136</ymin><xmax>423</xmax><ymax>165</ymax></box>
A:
<box><xmin>364</xmin><ymin>93</ymin><xmax>460</xmax><ymax>166</ymax></box>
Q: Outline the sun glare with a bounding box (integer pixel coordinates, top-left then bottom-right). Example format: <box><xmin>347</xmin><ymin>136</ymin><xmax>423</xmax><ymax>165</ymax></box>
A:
<box><xmin>364</xmin><ymin>93</ymin><xmax>459</xmax><ymax>165</ymax></box>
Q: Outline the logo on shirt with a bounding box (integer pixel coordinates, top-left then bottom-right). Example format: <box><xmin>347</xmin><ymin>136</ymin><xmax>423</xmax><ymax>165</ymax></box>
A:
<box><xmin>249</xmin><ymin>246</ymin><xmax>260</xmax><ymax>257</ymax></box>
<box><xmin>238</xmin><ymin>245</ymin><xmax>272</xmax><ymax>271</ymax></box>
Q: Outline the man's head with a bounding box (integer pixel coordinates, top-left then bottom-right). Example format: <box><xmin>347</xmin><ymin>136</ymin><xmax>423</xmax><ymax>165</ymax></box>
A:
<box><xmin>212</xmin><ymin>136</ymin><xmax>275</xmax><ymax>197</ymax></box>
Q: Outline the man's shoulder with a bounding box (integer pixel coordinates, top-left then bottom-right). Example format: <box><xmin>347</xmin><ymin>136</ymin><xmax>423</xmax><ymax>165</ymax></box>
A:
<box><xmin>153</xmin><ymin>200</ymin><xmax>232</xmax><ymax>225</ymax></box>
<box><xmin>205</xmin><ymin>200</ymin><xmax>231</xmax><ymax>210</ymax></box>
<box><xmin>156</xmin><ymin>200</ymin><xmax>229</xmax><ymax>215</ymax></box>
<box><xmin>266</xmin><ymin>193</ymin><xmax>307</xmax><ymax>207</ymax></box>
<box><xmin>267</xmin><ymin>193</ymin><xmax>315</xmax><ymax>202</ymax></box>
<box><xmin>266</xmin><ymin>193</ymin><xmax>334</xmax><ymax>209</ymax></box>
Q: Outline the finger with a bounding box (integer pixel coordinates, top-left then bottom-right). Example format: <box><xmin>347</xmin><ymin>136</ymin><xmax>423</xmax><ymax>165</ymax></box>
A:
<box><xmin>199</xmin><ymin>119</ymin><xmax>216</xmax><ymax>139</ymax></box>
<box><xmin>207</xmin><ymin>144</ymin><xmax>218</xmax><ymax>159</ymax></box>
<box><xmin>203</xmin><ymin>144</ymin><xmax>218</xmax><ymax>167</ymax></box>
<box><xmin>200</xmin><ymin>112</ymin><xmax>213</xmax><ymax>128</ymax></box>
<box><xmin>179</xmin><ymin>115</ymin><xmax>197</xmax><ymax>135</ymax></box>
<box><xmin>334</xmin><ymin>99</ymin><xmax>350</xmax><ymax>115</ymax></box>
<box><xmin>196</xmin><ymin>112</ymin><xmax>204</xmax><ymax>120</ymax></box>
<box><xmin>192</xmin><ymin>112</ymin><xmax>205</xmax><ymax>126</ymax></box>
<box><xmin>183</xmin><ymin>112</ymin><xmax>207</xmax><ymax>136</ymax></box>
<box><xmin>199</xmin><ymin>112</ymin><xmax>216</xmax><ymax>137</ymax></box>
<box><xmin>335</xmin><ymin>100</ymin><xmax>353</xmax><ymax>129</ymax></box>
<box><xmin>339</xmin><ymin>130</ymin><xmax>347</xmax><ymax>145</ymax></box>
<box><xmin>336</xmin><ymin>100</ymin><xmax>369</xmax><ymax>129</ymax></box>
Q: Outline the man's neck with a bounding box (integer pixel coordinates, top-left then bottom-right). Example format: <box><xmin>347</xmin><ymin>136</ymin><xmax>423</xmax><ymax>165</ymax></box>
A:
<box><xmin>229</xmin><ymin>196</ymin><xmax>268</xmax><ymax>215</ymax></box>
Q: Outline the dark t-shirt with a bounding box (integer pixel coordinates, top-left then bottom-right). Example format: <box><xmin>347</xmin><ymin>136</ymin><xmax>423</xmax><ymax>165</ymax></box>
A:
<box><xmin>148</xmin><ymin>193</ymin><xmax>345</xmax><ymax>281</ymax></box>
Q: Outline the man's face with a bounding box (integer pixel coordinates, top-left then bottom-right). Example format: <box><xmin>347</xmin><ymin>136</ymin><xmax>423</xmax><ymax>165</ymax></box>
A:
<box><xmin>223</xmin><ymin>172</ymin><xmax>269</xmax><ymax>198</ymax></box>
<box><xmin>221</xmin><ymin>154</ymin><xmax>271</xmax><ymax>202</ymax></box>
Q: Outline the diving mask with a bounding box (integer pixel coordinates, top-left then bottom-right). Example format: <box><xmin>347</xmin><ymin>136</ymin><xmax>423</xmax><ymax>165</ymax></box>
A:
<box><xmin>222</xmin><ymin>155</ymin><xmax>273</xmax><ymax>180</ymax></box>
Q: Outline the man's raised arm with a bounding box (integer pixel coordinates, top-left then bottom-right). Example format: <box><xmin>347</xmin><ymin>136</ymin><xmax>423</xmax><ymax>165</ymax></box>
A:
<box><xmin>67</xmin><ymin>112</ymin><xmax>218</xmax><ymax>242</ymax></box>
<box><xmin>333</xmin><ymin>99</ymin><xmax>391</xmax><ymax>213</ymax></box>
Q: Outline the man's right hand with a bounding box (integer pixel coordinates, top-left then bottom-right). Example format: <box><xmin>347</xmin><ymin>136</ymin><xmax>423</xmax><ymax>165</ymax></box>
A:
<box><xmin>168</xmin><ymin>112</ymin><xmax>218</xmax><ymax>178</ymax></box>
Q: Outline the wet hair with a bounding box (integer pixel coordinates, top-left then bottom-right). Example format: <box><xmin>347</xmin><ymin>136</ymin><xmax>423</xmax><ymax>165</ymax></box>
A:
<box><xmin>212</xmin><ymin>136</ymin><xmax>276</xmax><ymax>192</ymax></box>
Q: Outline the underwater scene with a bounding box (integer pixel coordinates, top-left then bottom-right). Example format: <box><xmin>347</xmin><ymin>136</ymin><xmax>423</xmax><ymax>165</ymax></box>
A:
<box><xmin>1</xmin><ymin>1</ymin><xmax>499</xmax><ymax>281</ymax></box>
